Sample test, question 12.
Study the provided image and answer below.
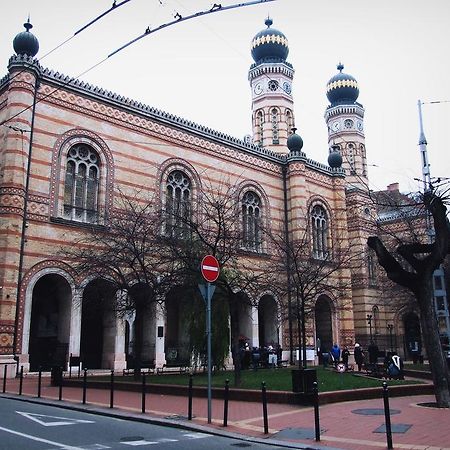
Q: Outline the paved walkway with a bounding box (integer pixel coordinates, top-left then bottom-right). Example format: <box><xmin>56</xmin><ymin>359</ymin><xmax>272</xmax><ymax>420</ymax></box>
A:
<box><xmin>1</xmin><ymin>375</ymin><xmax>450</xmax><ymax>450</ymax></box>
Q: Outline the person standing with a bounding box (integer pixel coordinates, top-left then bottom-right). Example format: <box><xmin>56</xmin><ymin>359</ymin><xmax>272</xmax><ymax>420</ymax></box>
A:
<box><xmin>354</xmin><ymin>343</ymin><xmax>364</xmax><ymax>371</ymax></box>
<box><xmin>342</xmin><ymin>345</ymin><xmax>350</xmax><ymax>369</ymax></box>
<box><xmin>331</xmin><ymin>343</ymin><xmax>341</xmax><ymax>368</ymax></box>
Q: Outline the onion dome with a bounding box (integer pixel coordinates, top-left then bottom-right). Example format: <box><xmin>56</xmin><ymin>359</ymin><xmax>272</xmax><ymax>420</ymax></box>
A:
<box><xmin>326</xmin><ymin>63</ymin><xmax>359</xmax><ymax>106</ymax></box>
<box><xmin>251</xmin><ymin>18</ymin><xmax>289</xmax><ymax>64</ymax></box>
<box><xmin>287</xmin><ymin>128</ymin><xmax>303</xmax><ymax>152</ymax></box>
<box><xmin>328</xmin><ymin>146</ymin><xmax>343</xmax><ymax>168</ymax></box>
<box><xmin>13</xmin><ymin>19</ymin><xmax>39</xmax><ymax>57</ymax></box>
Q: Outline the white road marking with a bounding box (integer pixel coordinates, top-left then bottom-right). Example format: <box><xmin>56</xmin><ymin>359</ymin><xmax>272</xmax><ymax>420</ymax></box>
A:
<box><xmin>17</xmin><ymin>411</ymin><xmax>95</xmax><ymax>426</ymax></box>
<box><xmin>182</xmin><ymin>432</ymin><xmax>210</xmax><ymax>439</ymax></box>
<box><xmin>122</xmin><ymin>440</ymin><xmax>158</xmax><ymax>446</ymax></box>
<box><xmin>0</xmin><ymin>425</ymin><xmax>85</xmax><ymax>449</ymax></box>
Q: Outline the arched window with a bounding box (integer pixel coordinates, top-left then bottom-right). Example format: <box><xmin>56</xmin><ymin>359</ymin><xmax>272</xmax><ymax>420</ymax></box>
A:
<box><xmin>311</xmin><ymin>205</ymin><xmax>329</xmax><ymax>259</ymax></box>
<box><xmin>271</xmin><ymin>108</ymin><xmax>279</xmax><ymax>144</ymax></box>
<box><xmin>63</xmin><ymin>144</ymin><xmax>99</xmax><ymax>223</ymax></box>
<box><xmin>256</xmin><ymin>110</ymin><xmax>264</xmax><ymax>146</ymax></box>
<box><xmin>286</xmin><ymin>109</ymin><xmax>294</xmax><ymax>132</ymax></box>
<box><xmin>242</xmin><ymin>191</ymin><xmax>262</xmax><ymax>252</ymax></box>
<box><xmin>347</xmin><ymin>143</ymin><xmax>356</xmax><ymax>174</ymax></box>
<box><xmin>165</xmin><ymin>170</ymin><xmax>191</xmax><ymax>237</ymax></box>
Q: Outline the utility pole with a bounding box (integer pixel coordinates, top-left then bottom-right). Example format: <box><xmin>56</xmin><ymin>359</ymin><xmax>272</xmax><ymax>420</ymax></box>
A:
<box><xmin>417</xmin><ymin>100</ymin><xmax>450</xmax><ymax>345</ymax></box>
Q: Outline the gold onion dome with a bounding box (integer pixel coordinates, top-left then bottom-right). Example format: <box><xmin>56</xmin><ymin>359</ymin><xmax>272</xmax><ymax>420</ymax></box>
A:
<box><xmin>326</xmin><ymin>63</ymin><xmax>359</xmax><ymax>105</ymax></box>
<box><xmin>13</xmin><ymin>19</ymin><xmax>39</xmax><ymax>57</ymax></box>
<box><xmin>251</xmin><ymin>18</ymin><xmax>289</xmax><ymax>64</ymax></box>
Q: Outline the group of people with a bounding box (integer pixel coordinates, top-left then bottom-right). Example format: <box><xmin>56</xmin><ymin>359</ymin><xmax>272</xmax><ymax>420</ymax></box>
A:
<box><xmin>239</xmin><ymin>342</ymin><xmax>282</xmax><ymax>370</ymax></box>
<box><xmin>320</xmin><ymin>341</ymin><xmax>404</xmax><ymax>379</ymax></box>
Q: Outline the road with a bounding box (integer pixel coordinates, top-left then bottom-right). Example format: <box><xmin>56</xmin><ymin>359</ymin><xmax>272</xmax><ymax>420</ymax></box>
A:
<box><xmin>0</xmin><ymin>397</ymin><xmax>294</xmax><ymax>449</ymax></box>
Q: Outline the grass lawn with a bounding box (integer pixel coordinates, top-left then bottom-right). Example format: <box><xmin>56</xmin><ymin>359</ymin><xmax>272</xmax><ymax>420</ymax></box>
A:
<box><xmin>107</xmin><ymin>367</ymin><xmax>420</xmax><ymax>392</ymax></box>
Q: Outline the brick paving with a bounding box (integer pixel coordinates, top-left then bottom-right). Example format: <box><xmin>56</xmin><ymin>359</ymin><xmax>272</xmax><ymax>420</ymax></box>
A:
<box><xmin>2</xmin><ymin>375</ymin><xmax>450</xmax><ymax>450</ymax></box>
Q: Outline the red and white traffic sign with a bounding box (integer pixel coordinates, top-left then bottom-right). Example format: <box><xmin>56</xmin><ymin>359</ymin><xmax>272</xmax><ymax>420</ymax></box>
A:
<box><xmin>201</xmin><ymin>255</ymin><xmax>220</xmax><ymax>283</ymax></box>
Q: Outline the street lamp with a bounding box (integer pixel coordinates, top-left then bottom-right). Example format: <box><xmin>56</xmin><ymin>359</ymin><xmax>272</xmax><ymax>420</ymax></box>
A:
<box><xmin>387</xmin><ymin>324</ymin><xmax>394</xmax><ymax>353</ymax></box>
<box><xmin>367</xmin><ymin>314</ymin><xmax>373</xmax><ymax>343</ymax></box>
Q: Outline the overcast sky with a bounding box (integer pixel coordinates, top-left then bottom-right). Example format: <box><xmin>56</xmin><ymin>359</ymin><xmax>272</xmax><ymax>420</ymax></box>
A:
<box><xmin>1</xmin><ymin>0</ymin><xmax>449</xmax><ymax>194</ymax></box>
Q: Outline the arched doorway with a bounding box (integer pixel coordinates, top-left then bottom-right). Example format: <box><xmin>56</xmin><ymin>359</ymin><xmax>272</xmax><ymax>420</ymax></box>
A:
<box><xmin>80</xmin><ymin>279</ymin><xmax>115</xmax><ymax>369</ymax></box>
<box><xmin>403</xmin><ymin>312</ymin><xmax>422</xmax><ymax>360</ymax></box>
<box><xmin>315</xmin><ymin>295</ymin><xmax>333</xmax><ymax>355</ymax></box>
<box><xmin>165</xmin><ymin>287</ymin><xmax>192</xmax><ymax>365</ymax></box>
<box><xmin>29</xmin><ymin>274</ymin><xmax>71</xmax><ymax>371</ymax></box>
<box><xmin>258</xmin><ymin>295</ymin><xmax>278</xmax><ymax>347</ymax></box>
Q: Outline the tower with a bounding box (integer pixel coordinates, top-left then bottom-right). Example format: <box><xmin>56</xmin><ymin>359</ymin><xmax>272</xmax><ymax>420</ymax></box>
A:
<box><xmin>325</xmin><ymin>64</ymin><xmax>367</xmax><ymax>189</ymax></box>
<box><xmin>249</xmin><ymin>19</ymin><xmax>295</xmax><ymax>154</ymax></box>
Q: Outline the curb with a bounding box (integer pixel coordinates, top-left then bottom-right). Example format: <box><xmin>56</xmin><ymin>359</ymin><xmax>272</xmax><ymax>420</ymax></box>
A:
<box><xmin>0</xmin><ymin>393</ymin><xmax>340</xmax><ymax>450</ymax></box>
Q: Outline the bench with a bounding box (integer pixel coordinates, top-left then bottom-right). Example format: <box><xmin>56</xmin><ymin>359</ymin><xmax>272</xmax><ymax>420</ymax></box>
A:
<box><xmin>123</xmin><ymin>360</ymin><xmax>155</xmax><ymax>376</ymax></box>
<box><xmin>156</xmin><ymin>365</ymin><xmax>188</xmax><ymax>375</ymax></box>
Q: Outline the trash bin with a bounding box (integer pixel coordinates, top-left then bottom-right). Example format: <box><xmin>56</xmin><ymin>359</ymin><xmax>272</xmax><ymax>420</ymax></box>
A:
<box><xmin>291</xmin><ymin>368</ymin><xmax>317</xmax><ymax>393</ymax></box>
<box><xmin>51</xmin><ymin>366</ymin><xmax>63</xmax><ymax>386</ymax></box>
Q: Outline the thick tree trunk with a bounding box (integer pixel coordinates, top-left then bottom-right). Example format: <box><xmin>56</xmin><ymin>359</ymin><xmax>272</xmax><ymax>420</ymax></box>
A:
<box><xmin>229</xmin><ymin>298</ymin><xmax>242</xmax><ymax>387</ymax></box>
<box><xmin>133</xmin><ymin>307</ymin><xmax>144</xmax><ymax>381</ymax></box>
<box><xmin>417</xmin><ymin>280</ymin><xmax>450</xmax><ymax>408</ymax></box>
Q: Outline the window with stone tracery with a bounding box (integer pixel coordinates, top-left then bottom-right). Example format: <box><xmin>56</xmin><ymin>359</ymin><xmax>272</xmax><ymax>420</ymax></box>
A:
<box><xmin>165</xmin><ymin>170</ymin><xmax>191</xmax><ymax>237</ymax></box>
<box><xmin>311</xmin><ymin>205</ymin><xmax>329</xmax><ymax>259</ymax></box>
<box><xmin>242</xmin><ymin>191</ymin><xmax>262</xmax><ymax>252</ymax></box>
<box><xmin>286</xmin><ymin>109</ymin><xmax>294</xmax><ymax>132</ymax></box>
<box><xmin>271</xmin><ymin>108</ymin><xmax>279</xmax><ymax>144</ymax></box>
<box><xmin>256</xmin><ymin>110</ymin><xmax>264</xmax><ymax>146</ymax></box>
<box><xmin>63</xmin><ymin>144</ymin><xmax>99</xmax><ymax>223</ymax></box>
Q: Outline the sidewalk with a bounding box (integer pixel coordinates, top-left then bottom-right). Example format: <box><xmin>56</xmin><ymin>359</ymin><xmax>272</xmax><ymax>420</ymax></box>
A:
<box><xmin>1</xmin><ymin>375</ymin><xmax>449</xmax><ymax>450</ymax></box>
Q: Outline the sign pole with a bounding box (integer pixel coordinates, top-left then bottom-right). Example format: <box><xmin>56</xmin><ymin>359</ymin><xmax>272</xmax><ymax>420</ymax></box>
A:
<box><xmin>199</xmin><ymin>255</ymin><xmax>220</xmax><ymax>425</ymax></box>
<box><xmin>206</xmin><ymin>281</ymin><xmax>212</xmax><ymax>424</ymax></box>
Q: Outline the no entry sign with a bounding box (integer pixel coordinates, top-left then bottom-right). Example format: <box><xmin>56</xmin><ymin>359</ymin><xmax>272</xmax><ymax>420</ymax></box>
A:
<box><xmin>201</xmin><ymin>255</ymin><xmax>220</xmax><ymax>283</ymax></box>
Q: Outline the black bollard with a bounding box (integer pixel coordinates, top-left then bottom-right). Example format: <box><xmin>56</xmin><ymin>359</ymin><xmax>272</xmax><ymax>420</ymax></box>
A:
<box><xmin>82</xmin><ymin>368</ymin><xmax>87</xmax><ymax>404</ymax></box>
<box><xmin>19</xmin><ymin>366</ymin><xmax>24</xmax><ymax>395</ymax></box>
<box><xmin>69</xmin><ymin>353</ymin><xmax>72</xmax><ymax>379</ymax></box>
<box><xmin>58</xmin><ymin>376</ymin><xmax>63</xmax><ymax>401</ymax></box>
<box><xmin>3</xmin><ymin>365</ymin><xmax>7</xmax><ymax>393</ymax></box>
<box><xmin>313</xmin><ymin>381</ymin><xmax>320</xmax><ymax>441</ymax></box>
<box><xmin>110</xmin><ymin>370</ymin><xmax>114</xmax><ymax>408</ymax></box>
<box><xmin>382</xmin><ymin>382</ymin><xmax>393</xmax><ymax>449</ymax></box>
<box><xmin>37</xmin><ymin>367</ymin><xmax>42</xmax><ymax>398</ymax></box>
<box><xmin>262</xmin><ymin>381</ymin><xmax>268</xmax><ymax>434</ymax></box>
<box><xmin>188</xmin><ymin>374</ymin><xmax>193</xmax><ymax>420</ymax></box>
<box><xmin>223</xmin><ymin>379</ymin><xmax>229</xmax><ymax>427</ymax></box>
<box><xmin>141</xmin><ymin>372</ymin><xmax>146</xmax><ymax>414</ymax></box>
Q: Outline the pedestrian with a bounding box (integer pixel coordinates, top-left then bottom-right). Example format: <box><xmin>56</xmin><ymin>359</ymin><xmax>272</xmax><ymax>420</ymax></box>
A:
<box><xmin>354</xmin><ymin>343</ymin><xmax>364</xmax><ymax>372</ymax></box>
<box><xmin>268</xmin><ymin>344</ymin><xmax>277</xmax><ymax>368</ymax></box>
<box><xmin>387</xmin><ymin>352</ymin><xmax>404</xmax><ymax>379</ymax></box>
<box><xmin>331</xmin><ymin>343</ymin><xmax>341</xmax><ymax>368</ymax></box>
<box><xmin>251</xmin><ymin>346</ymin><xmax>260</xmax><ymax>371</ymax></box>
<box><xmin>342</xmin><ymin>345</ymin><xmax>350</xmax><ymax>369</ymax></box>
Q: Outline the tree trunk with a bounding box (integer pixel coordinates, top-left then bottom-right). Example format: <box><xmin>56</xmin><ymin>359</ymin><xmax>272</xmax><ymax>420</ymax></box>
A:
<box><xmin>417</xmin><ymin>280</ymin><xmax>450</xmax><ymax>407</ymax></box>
<box><xmin>133</xmin><ymin>307</ymin><xmax>144</xmax><ymax>381</ymax></box>
<box><xmin>229</xmin><ymin>297</ymin><xmax>242</xmax><ymax>387</ymax></box>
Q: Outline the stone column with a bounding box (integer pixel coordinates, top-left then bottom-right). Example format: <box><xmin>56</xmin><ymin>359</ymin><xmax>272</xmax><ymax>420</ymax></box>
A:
<box><xmin>154</xmin><ymin>303</ymin><xmax>166</xmax><ymax>368</ymax></box>
<box><xmin>251</xmin><ymin>305</ymin><xmax>259</xmax><ymax>348</ymax></box>
<box><xmin>68</xmin><ymin>289</ymin><xmax>82</xmax><ymax>366</ymax></box>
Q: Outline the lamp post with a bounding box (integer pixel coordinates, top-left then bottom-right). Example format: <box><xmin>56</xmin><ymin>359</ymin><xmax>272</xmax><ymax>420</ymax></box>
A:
<box><xmin>387</xmin><ymin>324</ymin><xmax>394</xmax><ymax>353</ymax></box>
<box><xmin>367</xmin><ymin>314</ymin><xmax>373</xmax><ymax>343</ymax></box>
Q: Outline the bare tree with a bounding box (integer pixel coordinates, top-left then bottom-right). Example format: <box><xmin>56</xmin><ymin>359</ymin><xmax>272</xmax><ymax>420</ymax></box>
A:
<box><xmin>263</xmin><ymin>219</ymin><xmax>355</xmax><ymax>369</ymax></box>
<box><xmin>163</xmin><ymin>178</ymin><xmax>272</xmax><ymax>387</ymax></box>
<box><xmin>368</xmin><ymin>187</ymin><xmax>450</xmax><ymax>407</ymax></box>
<box><xmin>64</xmin><ymin>191</ymin><xmax>180</xmax><ymax>378</ymax></box>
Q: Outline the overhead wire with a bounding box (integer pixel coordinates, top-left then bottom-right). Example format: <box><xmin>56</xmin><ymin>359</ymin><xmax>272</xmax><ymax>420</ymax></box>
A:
<box><xmin>1</xmin><ymin>0</ymin><xmax>277</xmax><ymax>131</ymax></box>
<box><xmin>0</xmin><ymin>0</ymin><xmax>136</xmax><ymax>130</ymax></box>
